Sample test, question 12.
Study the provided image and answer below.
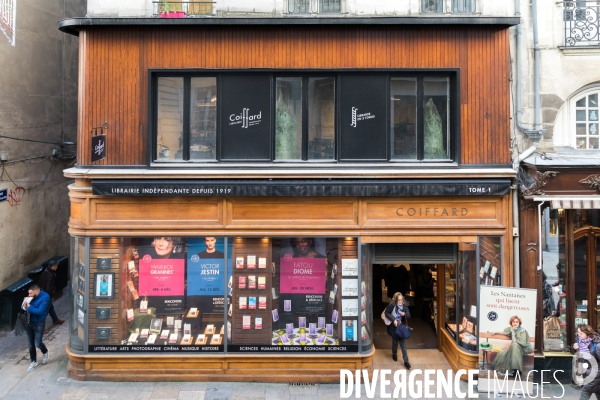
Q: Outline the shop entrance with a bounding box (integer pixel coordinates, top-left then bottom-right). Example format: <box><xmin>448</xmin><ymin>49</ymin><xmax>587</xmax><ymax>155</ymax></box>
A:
<box><xmin>371</xmin><ymin>243</ymin><xmax>457</xmax><ymax>352</ymax></box>
<box><xmin>373</xmin><ymin>263</ymin><xmax>439</xmax><ymax>350</ymax></box>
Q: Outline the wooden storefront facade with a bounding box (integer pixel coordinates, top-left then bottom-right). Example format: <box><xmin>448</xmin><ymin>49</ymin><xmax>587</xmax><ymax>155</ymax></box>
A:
<box><xmin>60</xmin><ymin>17</ymin><xmax>518</xmax><ymax>382</ymax></box>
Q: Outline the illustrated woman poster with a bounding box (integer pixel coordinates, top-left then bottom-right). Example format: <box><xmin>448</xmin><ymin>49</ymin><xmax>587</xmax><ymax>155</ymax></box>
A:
<box><xmin>478</xmin><ymin>286</ymin><xmax>537</xmax><ymax>395</ymax></box>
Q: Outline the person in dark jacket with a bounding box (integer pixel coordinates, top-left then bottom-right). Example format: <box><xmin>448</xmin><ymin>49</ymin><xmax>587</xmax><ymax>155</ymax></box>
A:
<box><xmin>38</xmin><ymin>261</ymin><xmax>65</xmax><ymax>332</ymax></box>
<box><xmin>24</xmin><ymin>284</ymin><xmax>50</xmax><ymax>372</ymax></box>
<box><xmin>385</xmin><ymin>292</ymin><xmax>411</xmax><ymax>369</ymax></box>
<box><xmin>573</xmin><ymin>324</ymin><xmax>600</xmax><ymax>399</ymax></box>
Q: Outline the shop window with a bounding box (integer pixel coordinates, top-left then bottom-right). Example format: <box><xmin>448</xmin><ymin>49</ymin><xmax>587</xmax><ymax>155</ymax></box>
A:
<box><xmin>444</xmin><ymin>237</ymin><xmax>502</xmax><ymax>353</ymax></box>
<box><xmin>151</xmin><ymin>72</ymin><xmax>456</xmax><ymax>164</ymax></box>
<box><xmin>82</xmin><ymin>236</ymin><xmax>360</xmax><ymax>354</ymax></box>
<box><xmin>69</xmin><ymin>237</ymin><xmax>86</xmax><ymax>352</ymax></box>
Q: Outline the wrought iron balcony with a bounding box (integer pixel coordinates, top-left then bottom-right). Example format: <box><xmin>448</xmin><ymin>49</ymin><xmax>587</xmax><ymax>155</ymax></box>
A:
<box><xmin>564</xmin><ymin>1</ymin><xmax>600</xmax><ymax>46</ymax></box>
<box><xmin>0</xmin><ymin>0</ymin><xmax>16</xmax><ymax>46</ymax></box>
<box><xmin>152</xmin><ymin>1</ymin><xmax>215</xmax><ymax>17</ymax></box>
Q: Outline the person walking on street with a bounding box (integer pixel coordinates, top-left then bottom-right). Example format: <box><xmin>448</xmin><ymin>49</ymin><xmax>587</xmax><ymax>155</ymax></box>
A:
<box><xmin>38</xmin><ymin>260</ymin><xmax>65</xmax><ymax>333</ymax></box>
<box><xmin>24</xmin><ymin>284</ymin><xmax>51</xmax><ymax>372</ymax></box>
<box><xmin>385</xmin><ymin>292</ymin><xmax>411</xmax><ymax>369</ymax></box>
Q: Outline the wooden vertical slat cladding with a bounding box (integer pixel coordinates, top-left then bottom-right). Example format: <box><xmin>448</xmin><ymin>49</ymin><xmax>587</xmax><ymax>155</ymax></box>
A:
<box><xmin>78</xmin><ymin>25</ymin><xmax>511</xmax><ymax>166</ymax></box>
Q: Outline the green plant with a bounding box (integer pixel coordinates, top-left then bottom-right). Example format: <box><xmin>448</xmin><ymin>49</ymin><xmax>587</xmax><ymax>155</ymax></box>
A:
<box><xmin>161</xmin><ymin>0</ymin><xmax>172</xmax><ymax>13</ymax></box>
<box><xmin>275</xmin><ymin>89</ymin><xmax>298</xmax><ymax>160</ymax></box>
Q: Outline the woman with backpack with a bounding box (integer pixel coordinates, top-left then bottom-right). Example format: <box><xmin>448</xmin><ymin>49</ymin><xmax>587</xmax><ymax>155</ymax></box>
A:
<box><xmin>573</xmin><ymin>324</ymin><xmax>600</xmax><ymax>399</ymax></box>
<box><xmin>384</xmin><ymin>292</ymin><xmax>411</xmax><ymax>369</ymax></box>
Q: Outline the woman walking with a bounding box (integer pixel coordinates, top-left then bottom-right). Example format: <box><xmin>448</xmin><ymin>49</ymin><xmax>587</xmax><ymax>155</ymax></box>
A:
<box><xmin>385</xmin><ymin>292</ymin><xmax>411</xmax><ymax>369</ymax></box>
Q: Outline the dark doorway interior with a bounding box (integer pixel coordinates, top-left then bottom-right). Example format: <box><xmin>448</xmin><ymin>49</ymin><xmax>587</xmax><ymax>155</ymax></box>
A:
<box><xmin>373</xmin><ymin>263</ymin><xmax>438</xmax><ymax>350</ymax></box>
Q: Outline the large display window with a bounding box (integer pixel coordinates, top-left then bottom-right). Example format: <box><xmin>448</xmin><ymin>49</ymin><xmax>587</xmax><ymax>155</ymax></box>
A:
<box><xmin>79</xmin><ymin>236</ymin><xmax>362</xmax><ymax>354</ymax></box>
<box><xmin>444</xmin><ymin>237</ymin><xmax>502</xmax><ymax>353</ymax></box>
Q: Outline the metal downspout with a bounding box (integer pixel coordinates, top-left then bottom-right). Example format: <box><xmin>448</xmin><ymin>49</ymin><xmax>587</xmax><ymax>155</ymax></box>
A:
<box><xmin>513</xmin><ymin>0</ymin><xmax>544</xmax><ymax>287</ymax></box>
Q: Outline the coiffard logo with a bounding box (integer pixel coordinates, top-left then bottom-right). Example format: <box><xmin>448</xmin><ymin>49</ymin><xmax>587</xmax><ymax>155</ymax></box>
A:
<box><xmin>229</xmin><ymin>108</ymin><xmax>262</xmax><ymax>128</ymax></box>
<box><xmin>350</xmin><ymin>107</ymin><xmax>375</xmax><ymax>128</ymax></box>
<box><xmin>94</xmin><ymin>139</ymin><xmax>105</xmax><ymax>156</ymax></box>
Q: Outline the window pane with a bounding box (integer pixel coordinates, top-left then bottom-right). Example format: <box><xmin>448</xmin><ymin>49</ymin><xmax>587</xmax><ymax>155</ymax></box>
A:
<box><xmin>590</xmin><ymin>123</ymin><xmax>599</xmax><ymax>136</ymax></box>
<box><xmin>320</xmin><ymin>0</ymin><xmax>341</xmax><ymax>13</ymax></box>
<box><xmin>576</xmin><ymin>109</ymin><xmax>587</xmax><ymax>121</ymax></box>
<box><xmin>422</xmin><ymin>0</ymin><xmax>442</xmax><ymax>13</ymax></box>
<box><xmin>390</xmin><ymin>78</ymin><xmax>417</xmax><ymax>160</ymax></box>
<box><xmin>423</xmin><ymin>78</ymin><xmax>450</xmax><ymax>159</ymax></box>
<box><xmin>275</xmin><ymin>78</ymin><xmax>303</xmax><ymax>160</ymax></box>
<box><xmin>590</xmin><ymin>137</ymin><xmax>599</xmax><ymax>149</ymax></box>
<box><xmin>590</xmin><ymin>94</ymin><xmax>598</xmax><ymax>107</ymax></box>
<box><xmin>190</xmin><ymin>78</ymin><xmax>217</xmax><ymax>161</ymax></box>
<box><xmin>577</xmin><ymin>123</ymin><xmax>587</xmax><ymax>136</ymax></box>
<box><xmin>575</xmin><ymin>236</ymin><xmax>588</xmax><ymax>329</ymax></box>
<box><xmin>576</xmin><ymin>97</ymin><xmax>586</xmax><ymax>107</ymax></box>
<box><xmin>308</xmin><ymin>77</ymin><xmax>335</xmax><ymax>160</ymax></box>
<box><xmin>289</xmin><ymin>0</ymin><xmax>310</xmax><ymax>13</ymax></box>
<box><xmin>452</xmin><ymin>0</ymin><xmax>475</xmax><ymax>13</ymax></box>
<box><xmin>157</xmin><ymin>77</ymin><xmax>184</xmax><ymax>161</ymax></box>
<box><xmin>589</xmin><ymin>110</ymin><xmax>598</xmax><ymax>121</ymax></box>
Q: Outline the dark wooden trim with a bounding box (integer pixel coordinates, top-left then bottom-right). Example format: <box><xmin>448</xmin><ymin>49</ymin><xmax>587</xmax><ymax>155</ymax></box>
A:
<box><xmin>59</xmin><ymin>17</ymin><xmax>521</xmax><ymax>36</ymax></box>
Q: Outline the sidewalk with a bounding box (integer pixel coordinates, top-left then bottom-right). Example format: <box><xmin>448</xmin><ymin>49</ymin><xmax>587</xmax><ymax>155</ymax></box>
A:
<box><xmin>0</xmin><ymin>293</ymin><xmax>585</xmax><ymax>399</ymax></box>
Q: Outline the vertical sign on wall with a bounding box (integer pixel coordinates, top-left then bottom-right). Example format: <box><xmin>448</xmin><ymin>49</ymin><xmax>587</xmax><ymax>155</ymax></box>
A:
<box><xmin>91</xmin><ymin>134</ymin><xmax>106</xmax><ymax>162</ymax></box>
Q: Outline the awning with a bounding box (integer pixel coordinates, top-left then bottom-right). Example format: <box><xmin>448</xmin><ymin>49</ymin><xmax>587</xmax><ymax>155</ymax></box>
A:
<box><xmin>532</xmin><ymin>196</ymin><xmax>600</xmax><ymax>209</ymax></box>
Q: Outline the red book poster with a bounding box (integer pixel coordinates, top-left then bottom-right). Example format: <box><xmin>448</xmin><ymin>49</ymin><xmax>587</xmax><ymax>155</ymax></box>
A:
<box><xmin>138</xmin><ymin>239</ymin><xmax>186</xmax><ymax>314</ymax></box>
<box><xmin>280</xmin><ymin>256</ymin><xmax>327</xmax><ymax>294</ymax></box>
<box><xmin>139</xmin><ymin>256</ymin><xmax>185</xmax><ymax>296</ymax></box>
<box><xmin>239</xmin><ymin>276</ymin><xmax>246</xmax><ymax>289</ymax></box>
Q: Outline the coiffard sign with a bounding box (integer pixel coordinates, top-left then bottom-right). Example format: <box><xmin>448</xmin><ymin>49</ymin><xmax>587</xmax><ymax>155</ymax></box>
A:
<box><xmin>229</xmin><ymin>108</ymin><xmax>262</xmax><ymax>129</ymax></box>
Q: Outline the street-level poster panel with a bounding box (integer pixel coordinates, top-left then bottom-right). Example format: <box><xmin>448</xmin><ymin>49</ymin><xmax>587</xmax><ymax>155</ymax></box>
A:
<box><xmin>478</xmin><ymin>286</ymin><xmax>537</xmax><ymax>395</ymax></box>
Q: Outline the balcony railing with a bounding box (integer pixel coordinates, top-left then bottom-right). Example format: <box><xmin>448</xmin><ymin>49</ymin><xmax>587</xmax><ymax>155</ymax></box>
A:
<box><xmin>0</xmin><ymin>0</ymin><xmax>16</xmax><ymax>46</ymax></box>
<box><xmin>152</xmin><ymin>1</ymin><xmax>215</xmax><ymax>16</ymax></box>
<box><xmin>564</xmin><ymin>1</ymin><xmax>600</xmax><ymax>46</ymax></box>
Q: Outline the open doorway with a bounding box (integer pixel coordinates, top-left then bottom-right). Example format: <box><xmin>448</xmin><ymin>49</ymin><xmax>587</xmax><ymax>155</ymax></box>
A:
<box><xmin>373</xmin><ymin>263</ymin><xmax>440</xmax><ymax>350</ymax></box>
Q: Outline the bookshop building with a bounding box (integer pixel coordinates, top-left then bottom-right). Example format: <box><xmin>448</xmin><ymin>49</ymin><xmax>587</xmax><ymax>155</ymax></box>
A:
<box><xmin>60</xmin><ymin>17</ymin><xmax>518</xmax><ymax>381</ymax></box>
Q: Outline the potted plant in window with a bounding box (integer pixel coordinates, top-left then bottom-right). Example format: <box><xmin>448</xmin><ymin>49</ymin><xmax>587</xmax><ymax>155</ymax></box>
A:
<box><xmin>160</xmin><ymin>0</ymin><xmax>185</xmax><ymax>18</ymax></box>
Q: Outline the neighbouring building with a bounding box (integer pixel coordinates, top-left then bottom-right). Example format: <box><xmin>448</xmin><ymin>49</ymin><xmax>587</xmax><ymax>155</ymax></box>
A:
<box><xmin>515</xmin><ymin>0</ymin><xmax>600</xmax><ymax>382</ymax></box>
<box><xmin>0</xmin><ymin>0</ymin><xmax>83</xmax><ymax>292</ymax></box>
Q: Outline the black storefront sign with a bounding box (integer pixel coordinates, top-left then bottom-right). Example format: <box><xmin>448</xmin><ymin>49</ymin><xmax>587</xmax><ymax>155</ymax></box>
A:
<box><xmin>220</xmin><ymin>75</ymin><xmax>271</xmax><ymax>161</ymax></box>
<box><xmin>89</xmin><ymin>345</ymin><xmax>224</xmax><ymax>353</ymax></box>
<box><xmin>340</xmin><ymin>75</ymin><xmax>388</xmax><ymax>161</ymax></box>
<box><xmin>92</xmin><ymin>179</ymin><xmax>512</xmax><ymax>197</ymax></box>
<box><xmin>91</xmin><ymin>134</ymin><xmax>106</xmax><ymax>162</ymax></box>
<box><xmin>227</xmin><ymin>345</ymin><xmax>358</xmax><ymax>353</ymax></box>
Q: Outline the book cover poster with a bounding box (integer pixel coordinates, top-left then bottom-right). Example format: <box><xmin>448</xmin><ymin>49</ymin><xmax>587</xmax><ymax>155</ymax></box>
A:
<box><xmin>477</xmin><ymin>286</ymin><xmax>537</xmax><ymax>394</ymax></box>
<box><xmin>138</xmin><ymin>237</ymin><xmax>186</xmax><ymax>313</ymax></box>
<box><xmin>187</xmin><ymin>237</ymin><xmax>226</xmax><ymax>313</ymax></box>
<box><xmin>279</xmin><ymin>238</ymin><xmax>327</xmax><ymax>314</ymax></box>
<box><xmin>342</xmin><ymin>320</ymin><xmax>357</xmax><ymax>341</ymax></box>
<box><xmin>279</xmin><ymin>238</ymin><xmax>327</xmax><ymax>294</ymax></box>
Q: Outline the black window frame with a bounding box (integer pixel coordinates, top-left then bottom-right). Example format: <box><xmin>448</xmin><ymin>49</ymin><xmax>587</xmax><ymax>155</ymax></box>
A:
<box><xmin>148</xmin><ymin>69</ymin><xmax>460</xmax><ymax>166</ymax></box>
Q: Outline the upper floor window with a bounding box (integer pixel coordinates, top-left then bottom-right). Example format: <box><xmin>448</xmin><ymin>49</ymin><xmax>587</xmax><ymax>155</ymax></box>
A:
<box><xmin>287</xmin><ymin>0</ymin><xmax>342</xmax><ymax>14</ymax></box>
<box><xmin>150</xmin><ymin>71</ymin><xmax>456</xmax><ymax>165</ymax></box>
<box><xmin>574</xmin><ymin>91</ymin><xmax>599</xmax><ymax>149</ymax></box>
<box><xmin>422</xmin><ymin>0</ymin><xmax>475</xmax><ymax>13</ymax></box>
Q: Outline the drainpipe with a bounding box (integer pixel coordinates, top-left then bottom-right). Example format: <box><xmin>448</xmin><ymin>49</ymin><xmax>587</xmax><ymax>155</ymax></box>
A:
<box><xmin>512</xmin><ymin>0</ymin><xmax>545</xmax><ymax>287</ymax></box>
